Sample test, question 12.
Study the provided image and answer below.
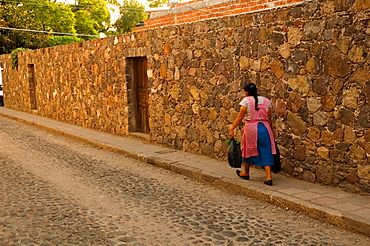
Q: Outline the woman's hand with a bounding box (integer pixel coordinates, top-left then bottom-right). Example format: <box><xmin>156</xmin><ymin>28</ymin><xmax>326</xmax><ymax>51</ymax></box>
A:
<box><xmin>229</xmin><ymin>105</ymin><xmax>247</xmax><ymax>139</ymax></box>
<box><xmin>229</xmin><ymin>127</ymin><xmax>235</xmax><ymax>138</ymax></box>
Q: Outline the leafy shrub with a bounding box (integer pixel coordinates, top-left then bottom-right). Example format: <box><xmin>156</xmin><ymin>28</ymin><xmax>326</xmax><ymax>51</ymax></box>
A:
<box><xmin>48</xmin><ymin>36</ymin><xmax>84</xmax><ymax>47</ymax></box>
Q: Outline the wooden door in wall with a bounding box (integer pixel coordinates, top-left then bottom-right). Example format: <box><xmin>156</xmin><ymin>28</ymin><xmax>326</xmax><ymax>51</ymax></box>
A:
<box><xmin>28</xmin><ymin>64</ymin><xmax>37</xmax><ymax>110</ymax></box>
<box><xmin>132</xmin><ymin>57</ymin><xmax>149</xmax><ymax>134</ymax></box>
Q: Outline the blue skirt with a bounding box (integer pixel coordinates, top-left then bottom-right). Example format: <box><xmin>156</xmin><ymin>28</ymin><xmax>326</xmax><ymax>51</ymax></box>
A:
<box><xmin>242</xmin><ymin>123</ymin><xmax>274</xmax><ymax>166</ymax></box>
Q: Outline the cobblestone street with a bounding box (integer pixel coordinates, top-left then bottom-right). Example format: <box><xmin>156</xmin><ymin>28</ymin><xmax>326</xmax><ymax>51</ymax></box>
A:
<box><xmin>0</xmin><ymin>116</ymin><xmax>369</xmax><ymax>246</ymax></box>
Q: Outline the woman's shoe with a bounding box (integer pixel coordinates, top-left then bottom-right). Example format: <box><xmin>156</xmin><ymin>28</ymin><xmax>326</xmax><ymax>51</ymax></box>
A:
<box><xmin>236</xmin><ymin>170</ymin><xmax>250</xmax><ymax>180</ymax></box>
<box><xmin>264</xmin><ymin>180</ymin><xmax>273</xmax><ymax>186</ymax></box>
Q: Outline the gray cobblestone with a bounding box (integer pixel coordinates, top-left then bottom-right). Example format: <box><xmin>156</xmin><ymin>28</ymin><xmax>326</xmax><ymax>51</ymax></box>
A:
<box><xmin>0</xmin><ymin>116</ymin><xmax>369</xmax><ymax>245</ymax></box>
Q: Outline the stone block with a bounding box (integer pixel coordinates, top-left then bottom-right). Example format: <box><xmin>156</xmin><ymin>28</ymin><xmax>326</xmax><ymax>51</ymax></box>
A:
<box><xmin>285</xmin><ymin>58</ymin><xmax>300</xmax><ymax>75</ymax></box>
<box><xmin>342</xmin><ymin>87</ymin><xmax>359</xmax><ymax>109</ymax></box>
<box><xmin>333</xmin><ymin>128</ymin><xmax>344</xmax><ymax>142</ymax></box>
<box><xmin>164</xmin><ymin>40</ymin><xmax>171</xmax><ymax>55</ymax></box>
<box><xmin>279</xmin><ymin>43</ymin><xmax>291</xmax><ymax>59</ymax></box>
<box><xmin>364</xmin><ymin>129</ymin><xmax>370</xmax><ymax>142</ymax></box>
<box><xmin>304</xmin><ymin>2</ymin><xmax>319</xmax><ymax>16</ymax></box>
<box><xmin>305</xmin><ymin>58</ymin><xmax>317</xmax><ymax>74</ymax></box>
<box><xmin>337</xmin><ymin>108</ymin><xmax>355</xmax><ymax>126</ymax></box>
<box><xmin>307</xmin><ymin>97</ymin><xmax>322</xmax><ymax>113</ymax></box>
<box><xmin>335</xmin><ymin>142</ymin><xmax>350</xmax><ymax>151</ymax></box>
<box><xmin>321</xmin><ymin>95</ymin><xmax>336</xmax><ymax>111</ymax></box>
<box><xmin>354</xmin><ymin>0</ymin><xmax>370</xmax><ymax>10</ymax></box>
<box><xmin>287</xmin><ymin>92</ymin><xmax>302</xmax><ymax>112</ymax></box>
<box><xmin>228</xmin><ymin>109</ymin><xmax>238</xmax><ymax>124</ymax></box>
<box><xmin>250</xmin><ymin>59</ymin><xmax>261</xmax><ymax>71</ymax></box>
<box><xmin>349</xmin><ymin>69</ymin><xmax>370</xmax><ymax>86</ymax></box>
<box><xmin>331</xmin><ymin>79</ymin><xmax>344</xmax><ymax>96</ymax></box>
<box><xmin>258</xmin><ymin>28</ymin><xmax>269</xmax><ymax>43</ymax></box>
<box><xmin>317</xmin><ymin>146</ymin><xmax>329</xmax><ymax>158</ymax></box>
<box><xmin>334</xmin><ymin>0</ymin><xmax>351</xmax><ymax>12</ymax></box>
<box><xmin>358</xmin><ymin>180</ymin><xmax>370</xmax><ymax>193</ymax></box>
<box><xmin>336</xmin><ymin>39</ymin><xmax>351</xmax><ymax>54</ymax></box>
<box><xmin>312</xmin><ymin>76</ymin><xmax>328</xmax><ymax>95</ymax></box>
<box><xmin>208</xmin><ymin>108</ymin><xmax>218</xmax><ymax>121</ymax></box>
<box><xmin>188</xmin><ymin>67</ymin><xmax>197</xmax><ymax>76</ymax></box>
<box><xmin>287</xmin><ymin>76</ymin><xmax>310</xmax><ymax>94</ymax></box>
<box><xmin>214</xmin><ymin>139</ymin><xmax>223</xmax><ymax>153</ymax></box>
<box><xmin>304</xmin><ymin>21</ymin><xmax>322</xmax><ymax>40</ymax></box>
<box><xmin>190</xmin><ymin>87</ymin><xmax>200</xmax><ymax>101</ymax></box>
<box><xmin>343</xmin><ymin>126</ymin><xmax>357</xmax><ymax>143</ymax></box>
<box><xmin>302</xmin><ymin>171</ymin><xmax>316</xmax><ymax>183</ymax></box>
<box><xmin>160</xmin><ymin>64</ymin><xmax>167</xmax><ymax>78</ymax></box>
<box><xmin>350</xmin><ymin>146</ymin><xmax>366</xmax><ymax>162</ymax></box>
<box><xmin>321</xmin><ymin>130</ymin><xmax>335</xmax><ymax>146</ymax></box>
<box><xmin>270</xmin><ymin>59</ymin><xmax>285</xmax><ymax>78</ymax></box>
<box><xmin>322</xmin><ymin>1</ymin><xmax>335</xmax><ymax>14</ymax></box>
<box><xmin>271</xmin><ymin>32</ymin><xmax>285</xmax><ymax>45</ymax></box>
<box><xmin>357</xmin><ymin>105</ymin><xmax>370</xmax><ymax>128</ymax></box>
<box><xmin>316</xmin><ymin>163</ymin><xmax>334</xmax><ymax>185</ymax></box>
<box><xmin>357</xmin><ymin>138</ymin><xmax>370</xmax><ymax>154</ymax></box>
<box><xmin>274</xmin><ymin>99</ymin><xmax>286</xmax><ymax>117</ymax></box>
<box><xmin>260</xmin><ymin>56</ymin><xmax>270</xmax><ymax>70</ymax></box>
<box><xmin>308</xmin><ymin>128</ymin><xmax>321</xmax><ymax>142</ymax></box>
<box><xmin>294</xmin><ymin>145</ymin><xmax>306</xmax><ymax>161</ymax></box>
<box><xmin>304</xmin><ymin>140</ymin><xmax>317</xmax><ymax>152</ymax></box>
<box><xmin>239</xmin><ymin>56</ymin><xmax>250</xmax><ymax>70</ymax></box>
<box><xmin>287</xmin><ymin>111</ymin><xmax>307</xmax><ymax>135</ymax></box>
<box><xmin>323</xmin><ymin>47</ymin><xmax>349</xmax><ymax>77</ymax></box>
<box><xmin>313</xmin><ymin>111</ymin><xmax>327</xmax><ymax>126</ymax></box>
<box><xmin>346</xmin><ymin>172</ymin><xmax>358</xmax><ymax>184</ymax></box>
<box><xmin>358</xmin><ymin>165</ymin><xmax>370</xmax><ymax>180</ymax></box>
<box><xmin>348</xmin><ymin>46</ymin><xmax>366</xmax><ymax>63</ymax></box>
<box><xmin>288</xmin><ymin>27</ymin><xmax>302</xmax><ymax>46</ymax></box>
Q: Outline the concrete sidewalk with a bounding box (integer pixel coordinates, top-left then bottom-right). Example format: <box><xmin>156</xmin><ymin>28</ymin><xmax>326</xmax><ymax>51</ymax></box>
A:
<box><xmin>0</xmin><ymin>107</ymin><xmax>369</xmax><ymax>237</ymax></box>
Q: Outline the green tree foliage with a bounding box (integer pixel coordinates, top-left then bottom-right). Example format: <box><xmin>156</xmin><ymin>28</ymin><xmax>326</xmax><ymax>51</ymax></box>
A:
<box><xmin>34</xmin><ymin>0</ymin><xmax>76</xmax><ymax>33</ymax></box>
<box><xmin>0</xmin><ymin>0</ymin><xmax>148</xmax><ymax>54</ymax></box>
<box><xmin>0</xmin><ymin>3</ymin><xmax>50</xmax><ymax>53</ymax></box>
<box><xmin>71</xmin><ymin>0</ymin><xmax>111</xmax><ymax>37</ymax></box>
<box><xmin>113</xmin><ymin>0</ymin><xmax>148</xmax><ymax>34</ymax></box>
<box><xmin>148</xmin><ymin>0</ymin><xmax>169</xmax><ymax>8</ymax></box>
<box><xmin>74</xmin><ymin>10</ymin><xmax>99</xmax><ymax>38</ymax></box>
<box><xmin>0</xmin><ymin>0</ymin><xmax>114</xmax><ymax>54</ymax></box>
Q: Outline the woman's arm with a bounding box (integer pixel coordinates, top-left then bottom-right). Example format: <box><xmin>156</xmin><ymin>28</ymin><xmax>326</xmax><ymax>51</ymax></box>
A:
<box><xmin>229</xmin><ymin>106</ymin><xmax>247</xmax><ymax>138</ymax></box>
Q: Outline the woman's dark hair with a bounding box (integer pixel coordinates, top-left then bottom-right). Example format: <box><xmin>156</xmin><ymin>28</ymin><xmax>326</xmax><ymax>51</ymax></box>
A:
<box><xmin>244</xmin><ymin>83</ymin><xmax>259</xmax><ymax>111</ymax></box>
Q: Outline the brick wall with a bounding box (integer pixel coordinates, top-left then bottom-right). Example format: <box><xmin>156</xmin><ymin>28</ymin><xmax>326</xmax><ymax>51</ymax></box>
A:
<box><xmin>1</xmin><ymin>0</ymin><xmax>369</xmax><ymax>193</ymax></box>
<box><xmin>145</xmin><ymin>0</ymin><xmax>305</xmax><ymax>29</ymax></box>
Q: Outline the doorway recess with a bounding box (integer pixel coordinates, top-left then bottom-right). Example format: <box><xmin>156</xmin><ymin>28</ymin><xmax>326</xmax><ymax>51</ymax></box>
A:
<box><xmin>28</xmin><ymin>64</ymin><xmax>37</xmax><ymax>110</ymax></box>
<box><xmin>126</xmin><ymin>57</ymin><xmax>149</xmax><ymax>137</ymax></box>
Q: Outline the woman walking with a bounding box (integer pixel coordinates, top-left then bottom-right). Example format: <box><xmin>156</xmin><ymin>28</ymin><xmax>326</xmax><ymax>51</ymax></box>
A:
<box><xmin>229</xmin><ymin>83</ymin><xmax>276</xmax><ymax>185</ymax></box>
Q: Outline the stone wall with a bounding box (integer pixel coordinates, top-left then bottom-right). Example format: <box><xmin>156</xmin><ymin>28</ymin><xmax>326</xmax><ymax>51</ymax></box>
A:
<box><xmin>1</xmin><ymin>0</ymin><xmax>369</xmax><ymax>193</ymax></box>
<box><xmin>1</xmin><ymin>37</ymin><xmax>151</xmax><ymax>136</ymax></box>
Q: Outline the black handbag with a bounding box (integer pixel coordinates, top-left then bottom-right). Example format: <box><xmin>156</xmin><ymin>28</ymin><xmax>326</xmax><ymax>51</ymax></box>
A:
<box><xmin>271</xmin><ymin>142</ymin><xmax>281</xmax><ymax>174</ymax></box>
<box><xmin>227</xmin><ymin>138</ymin><xmax>242</xmax><ymax>168</ymax></box>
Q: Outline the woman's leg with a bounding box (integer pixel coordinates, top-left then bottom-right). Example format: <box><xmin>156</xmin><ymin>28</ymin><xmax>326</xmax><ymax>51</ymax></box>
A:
<box><xmin>236</xmin><ymin>162</ymin><xmax>250</xmax><ymax>180</ymax></box>
<box><xmin>237</xmin><ymin>162</ymin><xmax>251</xmax><ymax>177</ymax></box>
<box><xmin>264</xmin><ymin>166</ymin><xmax>272</xmax><ymax>181</ymax></box>
<box><xmin>240</xmin><ymin>162</ymin><xmax>250</xmax><ymax>176</ymax></box>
